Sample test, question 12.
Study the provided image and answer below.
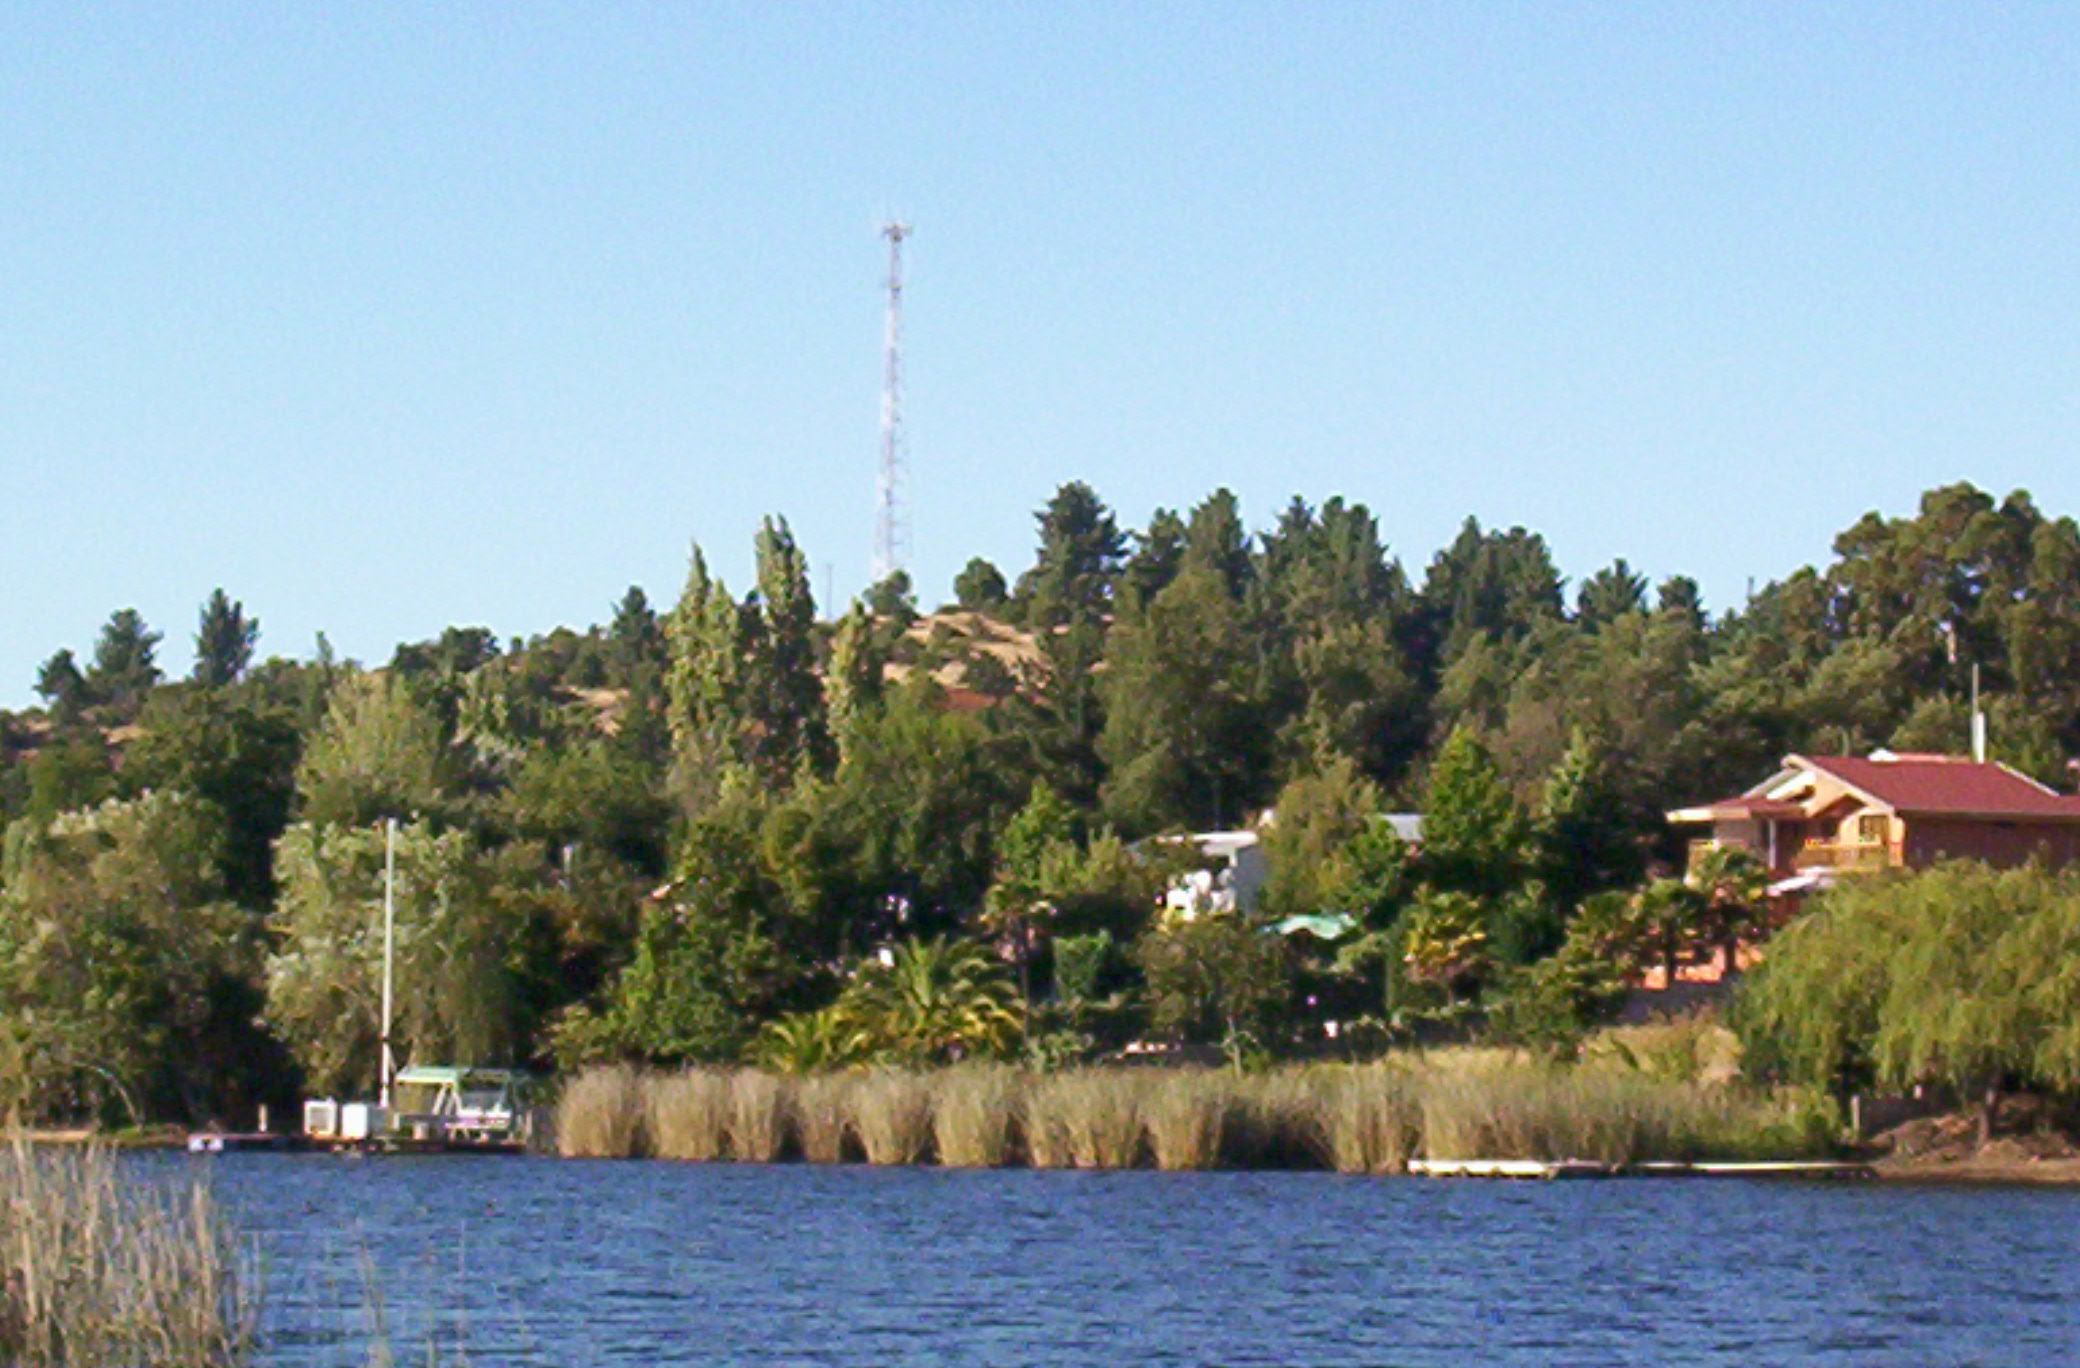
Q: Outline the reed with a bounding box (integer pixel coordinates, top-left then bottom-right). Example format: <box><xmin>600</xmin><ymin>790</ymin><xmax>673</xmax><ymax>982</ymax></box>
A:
<box><xmin>727</xmin><ymin>1070</ymin><xmax>787</xmax><ymax>1162</ymax></box>
<box><xmin>1020</xmin><ymin>1074</ymin><xmax>1077</xmax><ymax>1169</ymax></box>
<box><xmin>931</xmin><ymin>1065</ymin><xmax>1019</xmax><ymax>1168</ymax></box>
<box><xmin>1321</xmin><ymin>1064</ymin><xmax>1422</xmax><ymax>1175</ymax></box>
<box><xmin>642</xmin><ymin>1069</ymin><xmax>730</xmax><ymax>1161</ymax></box>
<box><xmin>847</xmin><ymin>1070</ymin><xmax>935</xmax><ymax>1166</ymax></box>
<box><xmin>1041</xmin><ymin>1069</ymin><xmax>1149</xmax><ymax>1169</ymax></box>
<box><xmin>0</xmin><ymin>1140</ymin><xmax>255</xmax><ymax>1367</ymax></box>
<box><xmin>792</xmin><ymin>1074</ymin><xmax>853</xmax><ymax>1164</ymax></box>
<box><xmin>555</xmin><ymin>1063</ymin><xmax>647</xmax><ymax>1158</ymax></box>
<box><xmin>1144</xmin><ymin>1070</ymin><xmax>1228</xmax><ymax>1171</ymax></box>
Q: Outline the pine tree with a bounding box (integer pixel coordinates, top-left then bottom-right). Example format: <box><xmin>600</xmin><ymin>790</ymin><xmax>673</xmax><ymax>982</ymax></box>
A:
<box><xmin>1420</xmin><ymin>726</ymin><xmax>1529</xmax><ymax>900</ymax></box>
<box><xmin>86</xmin><ymin>608</ymin><xmax>162</xmax><ymax>716</ymax></box>
<box><xmin>192</xmin><ymin>588</ymin><xmax>259</xmax><ymax>687</ymax></box>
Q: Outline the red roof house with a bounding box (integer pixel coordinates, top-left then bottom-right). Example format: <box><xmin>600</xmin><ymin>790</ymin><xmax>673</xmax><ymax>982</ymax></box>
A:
<box><xmin>1669</xmin><ymin>751</ymin><xmax>2080</xmax><ymax>896</ymax></box>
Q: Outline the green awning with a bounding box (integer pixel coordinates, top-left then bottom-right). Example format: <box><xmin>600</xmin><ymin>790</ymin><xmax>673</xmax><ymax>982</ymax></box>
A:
<box><xmin>1271</xmin><ymin>912</ymin><xmax>1356</xmax><ymax>939</ymax></box>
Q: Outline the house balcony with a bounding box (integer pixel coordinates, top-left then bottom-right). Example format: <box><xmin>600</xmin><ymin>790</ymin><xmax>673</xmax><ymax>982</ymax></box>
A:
<box><xmin>1791</xmin><ymin>841</ymin><xmax>1899</xmax><ymax>874</ymax></box>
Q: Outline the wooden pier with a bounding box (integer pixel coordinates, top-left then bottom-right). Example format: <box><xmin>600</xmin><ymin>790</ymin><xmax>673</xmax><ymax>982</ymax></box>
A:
<box><xmin>1408</xmin><ymin>1157</ymin><xmax>1876</xmax><ymax>1180</ymax></box>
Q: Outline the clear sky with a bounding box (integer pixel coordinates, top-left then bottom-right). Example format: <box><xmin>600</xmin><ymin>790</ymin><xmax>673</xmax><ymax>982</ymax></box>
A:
<box><xmin>5</xmin><ymin>4</ymin><xmax>2077</xmax><ymax>704</ymax></box>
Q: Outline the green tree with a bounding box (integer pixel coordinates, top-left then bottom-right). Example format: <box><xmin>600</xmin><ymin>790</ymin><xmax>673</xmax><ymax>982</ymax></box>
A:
<box><xmin>836</xmin><ymin>935</ymin><xmax>1023</xmax><ymax>1064</ymax></box>
<box><xmin>125</xmin><ymin>688</ymin><xmax>301</xmax><ymax>906</ymax></box>
<box><xmin>1133</xmin><ymin>916</ymin><xmax>1290</xmax><ymax>1059</ymax></box>
<box><xmin>1575</xmin><ymin>559</ymin><xmax>1647</xmax><ymax>632</ymax></box>
<box><xmin>1419</xmin><ymin>727</ymin><xmax>1530</xmax><ymax>900</ymax></box>
<box><xmin>294</xmin><ymin>671</ymin><xmax>453</xmax><ymax>828</ymax></box>
<box><xmin>952</xmin><ymin>557</ymin><xmax>1009</xmax><ymax>611</ymax></box>
<box><xmin>1259</xmin><ymin>756</ymin><xmax>1381</xmax><ymax>921</ymax></box>
<box><xmin>33</xmin><ymin>649</ymin><xmax>88</xmax><ymax>721</ymax></box>
<box><xmin>1098</xmin><ymin>567</ymin><xmax>1269</xmax><ymax>833</ymax></box>
<box><xmin>0</xmin><ymin>792</ymin><xmax>270</xmax><ymax>1122</ymax></box>
<box><xmin>1018</xmin><ymin>481</ymin><xmax>1126</xmax><ymax>628</ymax></box>
<box><xmin>1533</xmin><ymin>726</ymin><xmax>1645</xmax><ymax>916</ymax></box>
<box><xmin>192</xmin><ymin>588</ymin><xmax>260</xmax><ymax>687</ymax></box>
<box><xmin>85</xmin><ymin>607</ymin><xmax>162</xmax><ymax>716</ymax></box>
<box><xmin>266</xmin><ymin>821</ymin><xmax>525</xmax><ymax>1095</ymax></box>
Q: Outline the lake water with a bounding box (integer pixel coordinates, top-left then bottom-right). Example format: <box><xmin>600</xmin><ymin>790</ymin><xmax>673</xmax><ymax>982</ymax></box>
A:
<box><xmin>174</xmin><ymin>1153</ymin><xmax>2080</xmax><ymax>1366</ymax></box>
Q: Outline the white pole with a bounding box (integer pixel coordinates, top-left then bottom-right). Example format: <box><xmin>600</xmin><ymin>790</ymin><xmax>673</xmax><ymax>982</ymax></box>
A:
<box><xmin>1971</xmin><ymin>663</ymin><xmax>1987</xmax><ymax>764</ymax></box>
<box><xmin>380</xmin><ymin>817</ymin><xmax>396</xmax><ymax>1111</ymax></box>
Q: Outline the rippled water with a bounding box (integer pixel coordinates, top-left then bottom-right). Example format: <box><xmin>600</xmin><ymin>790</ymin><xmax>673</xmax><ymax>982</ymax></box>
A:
<box><xmin>171</xmin><ymin>1153</ymin><xmax>2080</xmax><ymax>1366</ymax></box>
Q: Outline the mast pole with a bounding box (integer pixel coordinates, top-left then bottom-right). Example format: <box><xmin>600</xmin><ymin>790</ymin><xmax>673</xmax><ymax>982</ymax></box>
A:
<box><xmin>380</xmin><ymin>816</ymin><xmax>396</xmax><ymax>1111</ymax></box>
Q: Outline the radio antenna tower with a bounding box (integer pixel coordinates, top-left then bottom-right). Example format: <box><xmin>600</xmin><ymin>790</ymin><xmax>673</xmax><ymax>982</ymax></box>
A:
<box><xmin>873</xmin><ymin>221</ymin><xmax>911</xmax><ymax>587</ymax></box>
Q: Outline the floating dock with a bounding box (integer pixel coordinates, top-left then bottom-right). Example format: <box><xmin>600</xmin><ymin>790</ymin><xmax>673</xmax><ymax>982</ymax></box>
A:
<box><xmin>1408</xmin><ymin>1157</ymin><xmax>1876</xmax><ymax>1180</ymax></box>
<box><xmin>1410</xmin><ymin>1158</ymin><xmax>1612</xmax><ymax>1180</ymax></box>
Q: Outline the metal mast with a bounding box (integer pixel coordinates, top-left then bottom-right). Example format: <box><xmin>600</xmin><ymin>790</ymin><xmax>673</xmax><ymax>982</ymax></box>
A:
<box><xmin>873</xmin><ymin>221</ymin><xmax>911</xmax><ymax>586</ymax></box>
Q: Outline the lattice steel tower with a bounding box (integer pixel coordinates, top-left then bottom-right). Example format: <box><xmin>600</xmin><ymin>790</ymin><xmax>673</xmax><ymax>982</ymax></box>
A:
<box><xmin>873</xmin><ymin>221</ymin><xmax>911</xmax><ymax>586</ymax></box>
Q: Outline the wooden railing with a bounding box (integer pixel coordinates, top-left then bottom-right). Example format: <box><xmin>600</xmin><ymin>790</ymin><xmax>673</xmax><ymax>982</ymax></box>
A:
<box><xmin>1792</xmin><ymin>841</ymin><xmax>1898</xmax><ymax>874</ymax></box>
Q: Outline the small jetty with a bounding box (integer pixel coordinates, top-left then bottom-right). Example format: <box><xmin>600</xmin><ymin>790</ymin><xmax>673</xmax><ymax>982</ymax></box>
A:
<box><xmin>1409</xmin><ymin>1157</ymin><xmax>1876</xmax><ymax>1181</ymax></box>
<box><xmin>185</xmin><ymin>1131</ymin><xmax>298</xmax><ymax>1155</ymax></box>
<box><xmin>1411</xmin><ymin>1158</ymin><xmax>1610</xmax><ymax>1180</ymax></box>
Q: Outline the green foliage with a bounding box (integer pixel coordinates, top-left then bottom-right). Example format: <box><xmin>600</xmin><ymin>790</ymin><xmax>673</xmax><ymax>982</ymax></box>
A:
<box><xmin>1259</xmin><ymin>756</ymin><xmax>1382</xmax><ymax>921</ymax></box>
<box><xmin>952</xmin><ymin>557</ymin><xmax>1009</xmax><ymax>610</ymax></box>
<box><xmin>0</xmin><ymin>792</ymin><xmax>270</xmax><ymax>1123</ymax></box>
<box><xmin>191</xmin><ymin>588</ymin><xmax>259</xmax><ymax>687</ymax></box>
<box><xmin>1133</xmin><ymin>916</ymin><xmax>1291</xmax><ymax>1053</ymax></box>
<box><xmin>1098</xmin><ymin>567</ymin><xmax>1268</xmax><ymax>832</ymax></box>
<box><xmin>1398</xmin><ymin>888</ymin><xmax>1492</xmax><ymax>1003</ymax></box>
<box><xmin>1735</xmin><ymin>864</ymin><xmax>2080</xmax><ymax>1117</ymax></box>
<box><xmin>265</xmin><ymin>821</ymin><xmax>527</xmax><ymax>1095</ymax></box>
<box><xmin>1419</xmin><ymin>727</ymin><xmax>1529</xmax><ymax>899</ymax></box>
<box><xmin>86</xmin><ymin>608</ymin><xmax>163</xmax><ymax>718</ymax></box>
<box><xmin>294</xmin><ymin>671</ymin><xmax>453</xmax><ymax>828</ymax></box>
<box><xmin>125</xmin><ymin>688</ymin><xmax>301</xmax><ymax>906</ymax></box>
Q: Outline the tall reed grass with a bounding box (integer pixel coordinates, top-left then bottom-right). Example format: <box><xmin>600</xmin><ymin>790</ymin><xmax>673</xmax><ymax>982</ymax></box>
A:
<box><xmin>792</xmin><ymin>1074</ymin><xmax>852</xmax><ymax>1164</ymax></box>
<box><xmin>1031</xmin><ymin>1070</ymin><xmax>1148</xmax><ymax>1169</ymax></box>
<box><xmin>1145</xmin><ymin>1071</ymin><xmax>1227</xmax><ymax>1171</ymax></box>
<box><xmin>555</xmin><ymin>1064</ymin><xmax>646</xmax><ymax>1159</ymax></box>
<box><xmin>1</xmin><ymin>1141</ymin><xmax>254</xmax><ymax>1367</ymax></box>
<box><xmin>645</xmin><ymin>1070</ymin><xmax>729</xmax><ymax>1161</ymax></box>
<box><xmin>728</xmin><ymin>1071</ymin><xmax>787</xmax><ymax>1162</ymax></box>
<box><xmin>847</xmin><ymin>1071</ymin><xmax>934</xmax><ymax>1166</ymax></box>
<box><xmin>549</xmin><ymin>1045</ymin><xmax>1837</xmax><ymax>1172</ymax></box>
<box><xmin>932</xmin><ymin>1065</ymin><xmax>1018</xmax><ymax>1168</ymax></box>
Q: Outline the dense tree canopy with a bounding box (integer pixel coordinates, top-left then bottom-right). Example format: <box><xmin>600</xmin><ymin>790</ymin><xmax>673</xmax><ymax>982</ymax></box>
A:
<box><xmin>5</xmin><ymin>478</ymin><xmax>2080</xmax><ymax>1119</ymax></box>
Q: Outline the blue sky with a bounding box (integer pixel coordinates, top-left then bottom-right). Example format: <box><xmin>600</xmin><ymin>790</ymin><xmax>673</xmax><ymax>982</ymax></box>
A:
<box><xmin>5</xmin><ymin>4</ymin><xmax>2077</xmax><ymax>703</ymax></box>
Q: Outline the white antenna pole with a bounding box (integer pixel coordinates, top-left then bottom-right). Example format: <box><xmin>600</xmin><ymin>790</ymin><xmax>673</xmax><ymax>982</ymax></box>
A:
<box><xmin>1971</xmin><ymin>662</ymin><xmax>1987</xmax><ymax>763</ymax></box>
<box><xmin>873</xmin><ymin>221</ymin><xmax>911</xmax><ymax>586</ymax></box>
<box><xmin>380</xmin><ymin>817</ymin><xmax>397</xmax><ymax>1111</ymax></box>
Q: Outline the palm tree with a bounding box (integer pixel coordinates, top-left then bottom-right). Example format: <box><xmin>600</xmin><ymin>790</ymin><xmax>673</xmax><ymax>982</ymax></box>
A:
<box><xmin>842</xmin><ymin>936</ymin><xmax>1023</xmax><ymax>1064</ymax></box>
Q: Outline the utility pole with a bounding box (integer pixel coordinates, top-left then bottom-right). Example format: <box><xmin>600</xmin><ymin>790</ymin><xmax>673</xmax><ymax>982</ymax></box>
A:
<box><xmin>380</xmin><ymin>817</ymin><xmax>397</xmax><ymax>1113</ymax></box>
<box><xmin>873</xmin><ymin>221</ymin><xmax>911</xmax><ymax>588</ymax></box>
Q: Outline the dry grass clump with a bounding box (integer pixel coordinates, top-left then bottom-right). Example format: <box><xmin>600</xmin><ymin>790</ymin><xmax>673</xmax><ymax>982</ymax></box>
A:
<box><xmin>792</xmin><ymin>1074</ymin><xmax>853</xmax><ymax>1164</ymax></box>
<box><xmin>1320</xmin><ymin>1064</ymin><xmax>1422</xmax><ymax>1174</ymax></box>
<box><xmin>556</xmin><ymin>1063</ymin><xmax>647</xmax><ymax>1158</ymax></box>
<box><xmin>642</xmin><ymin>1069</ymin><xmax>730</xmax><ymax>1161</ymax></box>
<box><xmin>1420</xmin><ymin>1062</ymin><xmax>1702</xmax><ymax>1165</ymax></box>
<box><xmin>847</xmin><ymin>1071</ymin><xmax>935</xmax><ymax>1166</ymax></box>
<box><xmin>1038</xmin><ymin>1069</ymin><xmax>1149</xmax><ymax>1169</ymax></box>
<box><xmin>1144</xmin><ymin>1071</ymin><xmax>1228</xmax><ymax>1171</ymax></box>
<box><xmin>1</xmin><ymin>1142</ymin><xmax>255</xmax><ymax>1367</ymax></box>
<box><xmin>932</xmin><ymin>1065</ymin><xmax>1019</xmax><ymax>1168</ymax></box>
<box><xmin>727</xmin><ymin>1070</ymin><xmax>787</xmax><ymax>1162</ymax></box>
<box><xmin>1021</xmin><ymin>1075</ymin><xmax>1076</xmax><ymax>1169</ymax></box>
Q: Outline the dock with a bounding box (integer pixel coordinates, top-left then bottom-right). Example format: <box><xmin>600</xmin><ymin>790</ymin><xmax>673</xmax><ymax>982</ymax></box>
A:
<box><xmin>1410</xmin><ymin>1158</ymin><xmax>1612</xmax><ymax>1179</ymax></box>
<box><xmin>1408</xmin><ymin>1157</ymin><xmax>1876</xmax><ymax>1180</ymax></box>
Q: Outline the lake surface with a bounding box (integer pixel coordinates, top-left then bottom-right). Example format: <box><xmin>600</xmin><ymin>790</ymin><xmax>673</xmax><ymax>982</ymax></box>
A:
<box><xmin>169</xmin><ymin>1153</ymin><xmax>2080</xmax><ymax>1366</ymax></box>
